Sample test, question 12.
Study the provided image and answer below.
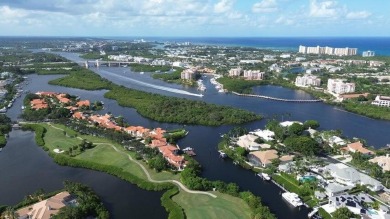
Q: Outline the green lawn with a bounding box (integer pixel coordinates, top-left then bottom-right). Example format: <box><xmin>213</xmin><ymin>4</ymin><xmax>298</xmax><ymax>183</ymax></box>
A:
<box><xmin>172</xmin><ymin>191</ymin><xmax>252</xmax><ymax>219</ymax></box>
<box><xmin>38</xmin><ymin>123</ymin><xmax>254</xmax><ymax>218</ymax></box>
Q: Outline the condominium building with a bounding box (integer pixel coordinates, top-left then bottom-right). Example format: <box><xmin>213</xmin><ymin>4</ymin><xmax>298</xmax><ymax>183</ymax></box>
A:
<box><xmin>371</xmin><ymin>95</ymin><xmax>390</xmax><ymax>107</ymax></box>
<box><xmin>295</xmin><ymin>74</ymin><xmax>321</xmax><ymax>87</ymax></box>
<box><xmin>327</xmin><ymin>79</ymin><xmax>356</xmax><ymax>94</ymax></box>
<box><xmin>181</xmin><ymin>68</ymin><xmax>196</xmax><ymax>80</ymax></box>
<box><xmin>228</xmin><ymin>68</ymin><xmax>242</xmax><ymax>77</ymax></box>
<box><xmin>362</xmin><ymin>50</ymin><xmax>375</xmax><ymax>57</ymax></box>
<box><xmin>243</xmin><ymin>70</ymin><xmax>264</xmax><ymax>80</ymax></box>
<box><xmin>298</xmin><ymin>45</ymin><xmax>357</xmax><ymax>56</ymax></box>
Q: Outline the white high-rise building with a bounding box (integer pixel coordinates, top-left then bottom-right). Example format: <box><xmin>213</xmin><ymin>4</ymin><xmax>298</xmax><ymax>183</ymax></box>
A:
<box><xmin>228</xmin><ymin>68</ymin><xmax>242</xmax><ymax>77</ymax></box>
<box><xmin>362</xmin><ymin>51</ymin><xmax>375</xmax><ymax>57</ymax></box>
<box><xmin>295</xmin><ymin>75</ymin><xmax>321</xmax><ymax>87</ymax></box>
<box><xmin>327</xmin><ymin>79</ymin><xmax>355</xmax><ymax>94</ymax></box>
<box><xmin>298</xmin><ymin>45</ymin><xmax>357</xmax><ymax>56</ymax></box>
<box><xmin>243</xmin><ymin>70</ymin><xmax>264</xmax><ymax>80</ymax></box>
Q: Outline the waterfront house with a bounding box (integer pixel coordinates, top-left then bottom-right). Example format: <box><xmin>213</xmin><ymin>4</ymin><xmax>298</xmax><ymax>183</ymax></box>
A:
<box><xmin>249</xmin><ymin>129</ymin><xmax>275</xmax><ymax>141</ymax></box>
<box><xmin>72</xmin><ymin>111</ymin><xmax>86</xmax><ymax>120</ymax></box>
<box><xmin>16</xmin><ymin>191</ymin><xmax>73</xmax><ymax>219</ymax></box>
<box><xmin>343</xmin><ymin>141</ymin><xmax>375</xmax><ymax>155</ymax></box>
<box><xmin>36</xmin><ymin>91</ymin><xmax>57</xmax><ymax>96</ymax></box>
<box><xmin>280</xmin><ymin>121</ymin><xmax>303</xmax><ymax>127</ymax></box>
<box><xmin>248</xmin><ymin>150</ymin><xmax>278</xmax><ymax>167</ymax></box>
<box><xmin>328</xmin><ymin>136</ymin><xmax>346</xmax><ymax>147</ymax></box>
<box><xmin>236</xmin><ymin>134</ymin><xmax>262</xmax><ymax>151</ymax></box>
<box><xmin>324</xmin><ymin>163</ymin><xmax>383</xmax><ymax>192</ymax></box>
<box><xmin>30</xmin><ymin>99</ymin><xmax>48</xmax><ymax>110</ymax></box>
<box><xmin>278</xmin><ymin>162</ymin><xmax>296</xmax><ymax>173</ymax></box>
<box><xmin>325</xmin><ymin>182</ymin><xmax>353</xmax><ymax>197</ymax></box>
<box><xmin>150</xmin><ymin>139</ymin><xmax>167</xmax><ymax>148</ymax></box>
<box><xmin>369</xmin><ymin>154</ymin><xmax>390</xmax><ymax>172</ymax></box>
<box><xmin>279</xmin><ymin>155</ymin><xmax>295</xmax><ymax>164</ymax></box>
<box><xmin>76</xmin><ymin>100</ymin><xmax>90</xmax><ymax>107</ymax></box>
<box><xmin>372</xmin><ymin>95</ymin><xmax>390</xmax><ymax>107</ymax></box>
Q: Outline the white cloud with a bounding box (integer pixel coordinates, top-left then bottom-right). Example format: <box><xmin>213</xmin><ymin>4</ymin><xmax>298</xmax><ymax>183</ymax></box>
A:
<box><xmin>275</xmin><ymin>16</ymin><xmax>294</xmax><ymax>25</ymax></box>
<box><xmin>214</xmin><ymin>0</ymin><xmax>234</xmax><ymax>14</ymax></box>
<box><xmin>309</xmin><ymin>0</ymin><xmax>340</xmax><ymax>18</ymax></box>
<box><xmin>346</xmin><ymin>11</ymin><xmax>371</xmax><ymax>19</ymax></box>
<box><xmin>252</xmin><ymin>0</ymin><xmax>278</xmax><ymax>13</ymax></box>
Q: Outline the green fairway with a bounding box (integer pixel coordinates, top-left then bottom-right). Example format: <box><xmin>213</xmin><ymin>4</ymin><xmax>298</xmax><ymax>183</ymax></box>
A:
<box><xmin>173</xmin><ymin>191</ymin><xmax>251</xmax><ymax>219</ymax></box>
<box><xmin>37</xmin><ymin>123</ymin><xmax>253</xmax><ymax>219</ymax></box>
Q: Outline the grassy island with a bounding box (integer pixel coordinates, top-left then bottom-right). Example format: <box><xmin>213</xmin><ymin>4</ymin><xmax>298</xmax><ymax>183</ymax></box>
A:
<box><xmin>48</xmin><ymin>69</ymin><xmax>260</xmax><ymax>126</ymax></box>
<box><xmin>216</xmin><ymin>77</ymin><xmax>264</xmax><ymax>94</ymax></box>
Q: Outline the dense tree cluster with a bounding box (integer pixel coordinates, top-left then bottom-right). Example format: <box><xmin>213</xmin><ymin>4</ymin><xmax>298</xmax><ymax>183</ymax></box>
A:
<box><xmin>105</xmin><ymin>85</ymin><xmax>260</xmax><ymax>126</ymax></box>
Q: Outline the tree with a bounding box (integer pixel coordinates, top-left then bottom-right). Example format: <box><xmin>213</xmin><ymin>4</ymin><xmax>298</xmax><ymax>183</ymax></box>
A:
<box><xmin>332</xmin><ymin>207</ymin><xmax>356</xmax><ymax>219</ymax></box>
<box><xmin>303</xmin><ymin>120</ymin><xmax>320</xmax><ymax>130</ymax></box>
<box><xmin>288</xmin><ymin>123</ymin><xmax>304</xmax><ymax>136</ymax></box>
<box><xmin>148</xmin><ymin>154</ymin><xmax>168</xmax><ymax>172</ymax></box>
<box><xmin>284</xmin><ymin>136</ymin><xmax>319</xmax><ymax>156</ymax></box>
<box><xmin>235</xmin><ymin>147</ymin><xmax>247</xmax><ymax>157</ymax></box>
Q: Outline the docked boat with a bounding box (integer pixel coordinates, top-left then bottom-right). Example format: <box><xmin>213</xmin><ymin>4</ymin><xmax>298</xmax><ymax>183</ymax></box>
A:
<box><xmin>257</xmin><ymin>173</ymin><xmax>271</xmax><ymax>181</ymax></box>
<box><xmin>218</xmin><ymin>150</ymin><xmax>227</xmax><ymax>158</ymax></box>
<box><xmin>282</xmin><ymin>192</ymin><xmax>303</xmax><ymax>207</ymax></box>
<box><xmin>140</xmin><ymin>72</ymin><xmax>144</xmax><ymax>74</ymax></box>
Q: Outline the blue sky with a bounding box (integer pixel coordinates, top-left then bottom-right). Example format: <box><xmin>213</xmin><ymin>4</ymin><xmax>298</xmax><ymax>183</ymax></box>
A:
<box><xmin>0</xmin><ymin>0</ymin><xmax>389</xmax><ymax>37</ymax></box>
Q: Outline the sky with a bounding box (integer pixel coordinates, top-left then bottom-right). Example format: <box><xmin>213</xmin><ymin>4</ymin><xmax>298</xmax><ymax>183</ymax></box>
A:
<box><xmin>0</xmin><ymin>0</ymin><xmax>389</xmax><ymax>37</ymax></box>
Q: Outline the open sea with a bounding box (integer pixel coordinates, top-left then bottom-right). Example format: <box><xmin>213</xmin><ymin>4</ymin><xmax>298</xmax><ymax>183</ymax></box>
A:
<box><xmin>108</xmin><ymin>36</ymin><xmax>390</xmax><ymax>56</ymax></box>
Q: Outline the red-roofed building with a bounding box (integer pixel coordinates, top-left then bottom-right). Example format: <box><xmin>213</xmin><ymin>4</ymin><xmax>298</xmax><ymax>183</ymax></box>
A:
<box><xmin>30</xmin><ymin>99</ymin><xmax>48</xmax><ymax>110</ymax></box>
<box><xmin>77</xmin><ymin>100</ymin><xmax>90</xmax><ymax>107</ymax></box>
<box><xmin>72</xmin><ymin>111</ymin><xmax>85</xmax><ymax>120</ymax></box>
<box><xmin>56</xmin><ymin>94</ymin><xmax>71</xmax><ymax>104</ymax></box>
<box><xmin>150</xmin><ymin>139</ymin><xmax>167</xmax><ymax>148</ymax></box>
<box><xmin>343</xmin><ymin>141</ymin><xmax>375</xmax><ymax>155</ymax></box>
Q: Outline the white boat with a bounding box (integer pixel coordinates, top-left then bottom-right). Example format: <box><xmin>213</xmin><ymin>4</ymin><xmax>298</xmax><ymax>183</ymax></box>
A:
<box><xmin>218</xmin><ymin>150</ymin><xmax>227</xmax><ymax>158</ymax></box>
<box><xmin>259</xmin><ymin>173</ymin><xmax>271</xmax><ymax>181</ymax></box>
<box><xmin>182</xmin><ymin>147</ymin><xmax>194</xmax><ymax>151</ymax></box>
<box><xmin>140</xmin><ymin>72</ymin><xmax>144</xmax><ymax>74</ymax></box>
<box><xmin>282</xmin><ymin>192</ymin><xmax>303</xmax><ymax>207</ymax></box>
<box><xmin>0</xmin><ymin>148</ymin><xmax>2</xmax><ymax>152</ymax></box>
<box><xmin>218</xmin><ymin>89</ymin><xmax>225</xmax><ymax>93</ymax></box>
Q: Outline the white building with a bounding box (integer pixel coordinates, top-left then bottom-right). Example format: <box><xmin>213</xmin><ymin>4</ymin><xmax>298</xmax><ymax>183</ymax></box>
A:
<box><xmin>372</xmin><ymin>95</ymin><xmax>390</xmax><ymax>107</ymax></box>
<box><xmin>263</xmin><ymin>55</ymin><xmax>276</xmax><ymax>62</ymax></box>
<box><xmin>236</xmin><ymin>134</ymin><xmax>262</xmax><ymax>151</ymax></box>
<box><xmin>243</xmin><ymin>70</ymin><xmax>264</xmax><ymax>80</ymax></box>
<box><xmin>228</xmin><ymin>68</ymin><xmax>242</xmax><ymax>77</ymax></box>
<box><xmin>324</xmin><ymin>163</ymin><xmax>384</xmax><ymax>192</ymax></box>
<box><xmin>295</xmin><ymin>57</ymin><xmax>306</xmax><ymax>62</ymax></box>
<box><xmin>181</xmin><ymin>68</ymin><xmax>196</xmax><ymax>80</ymax></box>
<box><xmin>295</xmin><ymin>74</ymin><xmax>321</xmax><ymax>87</ymax></box>
<box><xmin>362</xmin><ymin>50</ymin><xmax>375</xmax><ymax>57</ymax></box>
<box><xmin>280</xmin><ymin>54</ymin><xmax>291</xmax><ymax>59</ymax></box>
<box><xmin>298</xmin><ymin>45</ymin><xmax>357</xmax><ymax>56</ymax></box>
<box><xmin>327</xmin><ymin>79</ymin><xmax>355</xmax><ymax>94</ymax></box>
<box><xmin>249</xmin><ymin>129</ymin><xmax>275</xmax><ymax>141</ymax></box>
<box><xmin>172</xmin><ymin>62</ymin><xmax>186</xmax><ymax>68</ymax></box>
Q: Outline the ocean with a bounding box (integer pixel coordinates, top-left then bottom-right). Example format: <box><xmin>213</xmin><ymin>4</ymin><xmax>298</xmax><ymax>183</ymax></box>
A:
<box><xmin>109</xmin><ymin>36</ymin><xmax>390</xmax><ymax>56</ymax></box>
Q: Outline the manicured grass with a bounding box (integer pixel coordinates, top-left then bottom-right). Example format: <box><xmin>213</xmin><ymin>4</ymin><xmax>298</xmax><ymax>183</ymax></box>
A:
<box><xmin>172</xmin><ymin>191</ymin><xmax>251</xmax><ymax>219</ymax></box>
<box><xmin>37</xmin><ymin>123</ymin><xmax>255</xmax><ymax>218</ymax></box>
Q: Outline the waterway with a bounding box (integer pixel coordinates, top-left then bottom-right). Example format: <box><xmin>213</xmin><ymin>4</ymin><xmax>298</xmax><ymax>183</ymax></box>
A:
<box><xmin>0</xmin><ymin>129</ymin><xmax>167</xmax><ymax>219</ymax></box>
<box><xmin>2</xmin><ymin>50</ymin><xmax>390</xmax><ymax>219</ymax></box>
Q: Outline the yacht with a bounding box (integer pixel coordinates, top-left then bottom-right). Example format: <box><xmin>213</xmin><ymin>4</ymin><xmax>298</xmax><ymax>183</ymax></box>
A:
<box><xmin>257</xmin><ymin>173</ymin><xmax>271</xmax><ymax>181</ymax></box>
<box><xmin>140</xmin><ymin>72</ymin><xmax>144</xmax><ymax>74</ymax></box>
<box><xmin>282</xmin><ymin>192</ymin><xmax>303</xmax><ymax>207</ymax></box>
<box><xmin>218</xmin><ymin>150</ymin><xmax>227</xmax><ymax>158</ymax></box>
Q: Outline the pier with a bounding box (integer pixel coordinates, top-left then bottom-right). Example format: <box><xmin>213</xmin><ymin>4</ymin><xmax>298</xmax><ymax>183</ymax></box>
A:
<box><xmin>231</xmin><ymin>92</ymin><xmax>323</xmax><ymax>103</ymax></box>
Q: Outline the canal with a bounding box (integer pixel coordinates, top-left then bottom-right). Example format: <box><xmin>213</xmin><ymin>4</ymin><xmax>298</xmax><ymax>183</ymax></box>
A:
<box><xmin>2</xmin><ymin>50</ymin><xmax>390</xmax><ymax>219</ymax></box>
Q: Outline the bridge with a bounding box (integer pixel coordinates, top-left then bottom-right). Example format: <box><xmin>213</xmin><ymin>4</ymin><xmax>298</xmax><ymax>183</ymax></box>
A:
<box><xmin>231</xmin><ymin>92</ymin><xmax>323</xmax><ymax>103</ymax></box>
<box><xmin>78</xmin><ymin>60</ymin><xmax>136</xmax><ymax>68</ymax></box>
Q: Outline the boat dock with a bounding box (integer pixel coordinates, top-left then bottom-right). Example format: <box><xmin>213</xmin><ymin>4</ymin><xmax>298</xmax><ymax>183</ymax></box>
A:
<box><xmin>231</xmin><ymin>92</ymin><xmax>323</xmax><ymax>103</ymax></box>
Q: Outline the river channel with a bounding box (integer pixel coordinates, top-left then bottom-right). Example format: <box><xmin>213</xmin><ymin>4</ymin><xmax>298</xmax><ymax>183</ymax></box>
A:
<box><xmin>2</xmin><ymin>50</ymin><xmax>390</xmax><ymax>219</ymax></box>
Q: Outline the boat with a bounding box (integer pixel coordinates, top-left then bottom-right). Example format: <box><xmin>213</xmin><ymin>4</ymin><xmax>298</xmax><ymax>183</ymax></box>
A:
<box><xmin>257</xmin><ymin>173</ymin><xmax>271</xmax><ymax>181</ymax></box>
<box><xmin>282</xmin><ymin>192</ymin><xmax>303</xmax><ymax>207</ymax></box>
<box><xmin>140</xmin><ymin>72</ymin><xmax>144</xmax><ymax>74</ymax></box>
<box><xmin>218</xmin><ymin>89</ymin><xmax>225</xmax><ymax>93</ymax></box>
<box><xmin>182</xmin><ymin>147</ymin><xmax>193</xmax><ymax>151</ymax></box>
<box><xmin>218</xmin><ymin>150</ymin><xmax>227</xmax><ymax>158</ymax></box>
<box><xmin>0</xmin><ymin>148</ymin><xmax>2</xmax><ymax>152</ymax></box>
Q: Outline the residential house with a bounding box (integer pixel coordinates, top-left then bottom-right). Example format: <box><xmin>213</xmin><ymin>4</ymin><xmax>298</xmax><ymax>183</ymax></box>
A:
<box><xmin>280</xmin><ymin>121</ymin><xmax>303</xmax><ymax>127</ymax></box>
<box><xmin>343</xmin><ymin>141</ymin><xmax>375</xmax><ymax>155</ymax></box>
<box><xmin>325</xmin><ymin>182</ymin><xmax>353</xmax><ymax>197</ymax></box>
<box><xmin>236</xmin><ymin>134</ymin><xmax>262</xmax><ymax>151</ymax></box>
<box><xmin>56</xmin><ymin>94</ymin><xmax>70</xmax><ymax>104</ymax></box>
<box><xmin>248</xmin><ymin>150</ymin><xmax>278</xmax><ymax>167</ymax></box>
<box><xmin>328</xmin><ymin>136</ymin><xmax>346</xmax><ymax>147</ymax></box>
<box><xmin>328</xmin><ymin>193</ymin><xmax>373</xmax><ymax>215</ymax></box>
<box><xmin>72</xmin><ymin>111</ymin><xmax>86</xmax><ymax>120</ymax></box>
<box><xmin>16</xmin><ymin>192</ymin><xmax>73</xmax><ymax>219</ymax></box>
<box><xmin>77</xmin><ymin>100</ymin><xmax>90</xmax><ymax>108</ymax></box>
<box><xmin>324</xmin><ymin>163</ymin><xmax>383</xmax><ymax>191</ymax></box>
<box><xmin>372</xmin><ymin>95</ymin><xmax>390</xmax><ymax>107</ymax></box>
<box><xmin>370</xmin><ymin>154</ymin><xmax>390</xmax><ymax>172</ymax></box>
<box><xmin>30</xmin><ymin>99</ymin><xmax>48</xmax><ymax>110</ymax></box>
<box><xmin>249</xmin><ymin>129</ymin><xmax>275</xmax><ymax>141</ymax></box>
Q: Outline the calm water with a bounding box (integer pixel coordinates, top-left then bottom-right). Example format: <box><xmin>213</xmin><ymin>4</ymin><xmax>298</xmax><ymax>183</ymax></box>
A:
<box><xmin>0</xmin><ymin>130</ymin><xmax>166</xmax><ymax>219</ymax></box>
<box><xmin>3</xmin><ymin>50</ymin><xmax>390</xmax><ymax>219</ymax></box>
